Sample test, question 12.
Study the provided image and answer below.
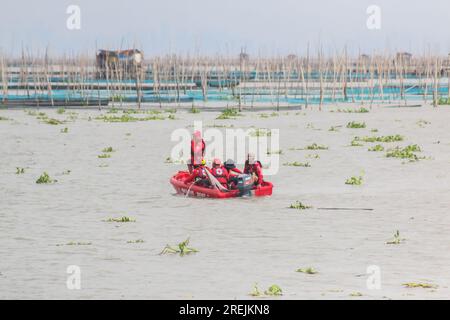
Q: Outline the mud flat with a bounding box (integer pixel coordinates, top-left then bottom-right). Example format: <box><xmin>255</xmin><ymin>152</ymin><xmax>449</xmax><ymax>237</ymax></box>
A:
<box><xmin>1</xmin><ymin>104</ymin><xmax>450</xmax><ymax>299</ymax></box>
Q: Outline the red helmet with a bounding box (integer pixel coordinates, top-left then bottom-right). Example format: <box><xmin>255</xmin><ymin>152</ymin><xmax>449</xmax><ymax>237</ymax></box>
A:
<box><xmin>193</xmin><ymin>130</ymin><xmax>202</xmax><ymax>139</ymax></box>
<box><xmin>213</xmin><ymin>158</ymin><xmax>221</xmax><ymax>166</ymax></box>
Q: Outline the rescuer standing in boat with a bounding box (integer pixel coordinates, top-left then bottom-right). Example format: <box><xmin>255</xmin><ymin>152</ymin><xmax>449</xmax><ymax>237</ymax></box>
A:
<box><xmin>188</xmin><ymin>130</ymin><xmax>205</xmax><ymax>172</ymax></box>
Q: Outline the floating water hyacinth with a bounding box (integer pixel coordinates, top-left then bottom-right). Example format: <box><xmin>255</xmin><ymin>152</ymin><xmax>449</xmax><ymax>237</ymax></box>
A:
<box><xmin>403</xmin><ymin>282</ymin><xmax>437</xmax><ymax>289</ymax></box>
<box><xmin>160</xmin><ymin>238</ymin><xmax>198</xmax><ymax>256</ymax></box>
<box><xmin>127</xmin><ymin>239</ymin><xmax>144</xmax><ymax>244</ymax></box>
<box><xmin>98</xmin><ymin>153</ymin><xmax>111</xmax><ymax>159</ymax></box>
<box><xmin>216</xmin><ymin>108</ymin><xmax>241</xmax><ymax>119</ymax></box>
<box><xmin>305</xmin><ymin>143</ymin><xmax>328</xmax><ymax>150</ymax></box>
<box><xmin>296</xmin><ymin>267</ymin><xmax>318</xmax><ymax>274</ymax></box>
<box><xmin>289</xmin><ymin>201</ymin><xmax>312</xmax><ymax>210</ymax></box>
<box><xmin>44</xmin><ymin>118</ymin><xmax>64</xmax><ymax>125</ymax></box>
<box><xmin>102</xmin><ymin>147</ymin><xmax>115</xmax><ymax>153</ymax></box>
<box><xmin>345</xmin><ymin>176</ymin><xmax>363</xmax><ymax>185</ymax></box>
<box><xmin>249</xmin><ymin>128</ymin><xmax>271</xmax><ymax>137</ymax></box>
<box><xmin>267</xmin><ymin>149</ymin><xmax>283</xmax><ymax>155</ymax></box>
<box><xmin>386</xmin><ymin>145</ymin><xmax>422</xmax><ymax>161</ymax></box>
<box><xmin>283</xmin><ymin>161</ymin><xmax>311</xmax><ymax>167</ymax></box>
<box><xmin>264</xmin><ymin>285</ymin><xmax>283</xmax><ymax>296</ymax></box>
<box><xmin>346</xmin><ymin>121</ymin><xmax>366</xmax><ymax>129</ymax></box>
<box><xmin>36</xmin><ymin>172</ymin><xmax>57</xmax><ymax>184</ymax></box>
<box><xmin>57</xmin><ymin>241</ymin><xmax>92</xmax><ymax>246</ymax></box>
<box><xmin>105</xmin><ymin>216</ymin><xmax>136</xmax><ymax>223</ymax></box>
<box><xmin>355</xmin><ymin>135</ymin><xmax>404</xmax><ymax>143</ymax></box>
<box><xmin>368</xmin><ymin>144</ymin><xmax>384</xmax><ymax>152</ymax></box>
<box><xmin>386</xmin><ymin>230</ymin><xmax>404</xmax><ymax>245</ymax></box>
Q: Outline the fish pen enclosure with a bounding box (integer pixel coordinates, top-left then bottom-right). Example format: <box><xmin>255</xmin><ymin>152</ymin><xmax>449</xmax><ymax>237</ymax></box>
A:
<box><xmin>1</xmin><ymin>49</ymin><xmax>450</xmax><ymax>109</ymax></box>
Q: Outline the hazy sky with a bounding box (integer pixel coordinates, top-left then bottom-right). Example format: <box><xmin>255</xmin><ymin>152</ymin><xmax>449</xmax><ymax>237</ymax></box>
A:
<box><xmin>1</xmin><ymin>0</ymin><xmax>449</xmax><ymax>56</ymax></box>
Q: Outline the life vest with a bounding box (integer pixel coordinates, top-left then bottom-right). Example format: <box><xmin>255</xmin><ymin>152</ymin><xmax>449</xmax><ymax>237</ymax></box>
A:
<box><xmin>244</xmin><ymin>160</ymin><xmax>262</xmax><ymax>175</ymax></box>
<box><xmin>244</xmin><ymin>160</ymin><xmax>263</xmax><ymax>184</ymax></box>
<box><xmin>195</xmin><ymin>166</ymin><xmax>208</xmax><ymax>180</ymax></box>
<box><xmin>191</xmin><ymin>139</ymin><xmax>205</xmax><ymax>165</ymax></box>
<box><xmin>210</xmin><ymin>166</ymin><xmax>229</xmax><ymax>184</ymax></box>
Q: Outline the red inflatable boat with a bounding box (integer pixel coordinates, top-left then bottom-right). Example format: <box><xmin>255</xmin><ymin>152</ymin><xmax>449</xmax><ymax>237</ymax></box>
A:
<box><xmin>170</xmin><ymin>171</ymin><xmax>273</xmax><ymax>198</ymax></box>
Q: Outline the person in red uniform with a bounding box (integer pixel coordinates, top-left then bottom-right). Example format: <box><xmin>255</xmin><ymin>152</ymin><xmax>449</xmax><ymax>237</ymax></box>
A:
<box><xmin>210</xmin><ymin>158</ymin><xmax>229</xmax><ymax>189</ymax></box>
<box><xmin>224</xmin><ymin>159</ymin><xmax>242</xmax><ymax>175</ymax></box>
<box><xmin>244</xmin><ymin>153</ymin><xmax>263</xmax><ymax>186</ymax></box>
<box><xmin>185</xmin><ymin>159</ymin><xmax>209</xmax><ymax>186</ymax></box>
<box><xmin>189</xmin><ymin>131</ymin><xmax>205</xmax><ymax>172</ymax></box>
<box><xmin>224</xmin><ymin>159</ymin><xmax>242</xmax><ymax>189</ymax></box>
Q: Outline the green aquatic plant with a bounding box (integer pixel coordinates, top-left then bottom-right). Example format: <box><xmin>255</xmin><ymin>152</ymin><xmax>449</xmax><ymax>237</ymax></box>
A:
<box><xmin>102</xmin><ymin>147</ymin><xmax>115</xmax><ymax>153</ymax></box>
<box><xmin>283</xmin><ymin>161</ymin><xmax>311</xmax><ymax>167</ymax></box>
<box><xmin>328</xmin><ymin>126</ymin><xmax>341</xmax><ymax>132</ymax></box>
<box><xmin>57</xmin><ymin>241</ymin><xmax>92</xmax><ymax>246</ymax></box>
<box><xmin>249</xmin><ymin>283</ymin><xmax>283</xmax><ymax>297</ymax></box>
<box><xmin>306</xmin><ymin>153</ymin><xmax>320</xmax><ymax>159</ymax></box>
<box><xmin>371</xmin><ymin>128</ymin><xmax>378</xmax><ymax>133</ymax></box>
<box><xmin>403</xmin><ymin>282</ymin><xmax>437</xmax><ymax>289</ymax></box>
<box><xmin>16</xmin><ymin>167</ymin><xmax>25</xmax><ymax>174</ymax></box>
<box><xmin>164</xmin><ymin>157</ymin><xmax>185</xmax><ymax>164</ymax></box>
<box><xmin>350</xmin><ymin>138</ymin><xmax>364</xmax><ymax>147</ymax></box>
<box><xmin>264</xmin><ymin>285</ymin><xmax>283</xmax><ymax>296</ymax></box>
<box><xmin>36</xmin><ymin>172</ymin><xmax>57</xmax><ymax>184</ymax></box>
<box><xmin>216</xmin><ymin>108</ymin><xmax>241</xmax><ymax>119</ymax></box>
<box><xmin>60</xmin><ymin>127</ymin><xmax>69</xmax><ymax>133</ymax></box>
<box><xmin>44</xmin><ymin>118</ymin><xmax>64</xmax><ymax>125</ymax></box>
<box><xmin>127</xmin><ymin>239</ymin><xmax>144</xmax><ymax>244</ymax></box>
<box><xmin>289</xmin><ymin>201</ymin><xmax>312</xmax><ymax>210</ymax></box>
<box><xmin>386</xmin><ymin>145</ymin><xmax>422</xmax><ymax>161</ymax></box>
<box><xmin>355</xmin><ymin>135</ymin><xmax>404</xmax><ymax>143</ymax></box>
<box><xmin>258</xmin><ymin>112</ymin><xmax>280</xmax><ymax>118</ymax></box>
<box><xmin>205</xmin><ymin>124</ymin><xmax>235</xmax><ymax>128</ymax></box>
<box><xmin>107</xmin><ymin>107</ymin><xmax>119</xmax><ymax>113</ymax></box>
<box><xmin>267</xmin><ymin>149</ymin><xmax>283</xmax><ymax>155</ymax></box>
<box><xmin>0</xmin><ymin>116</ymin><xmax>9</xmax><ymax>121</ymax></box>
<box><xmin>189</xmin><ymin>107</ymin><xmax>201</xmax><ymax>114</ymax></box>
<box><xmin>98</xmin><ymin>153</ymin><xmax>111</xmax><ymax>159</ymax></box>
<box><xmin>167</xmin><ymin>114</ymin><xmax>176</xmax><ymax>120</ymax></box>
<box><xmin>416</xmin><ymin>120</ymin><xmax>430</xmax><ymax>127</ymax></box>
<box><xmin>105</xmin><ymin>216</ymin><xmax>136</xmax><ymax>223</ymax></box>
<box><xmin>368</xmin><ymin>144</ymin><xmax>384</xmax><ymax>152</ymax></box>
<box><xmin>386</xmin><ymin>230</ymin><xmax>404</xmax><ymax>245</ymax></box>
<box><xmin>346</xmin><ymin>121</ymin><xmax>366</xmax><ymax>129</ymax></box>
<box><xmin>437</xmin><ymin>97</ymin><xmax>450</xmax><ymax>105</ymax></box>
<box><xmin>349</xmin><ymin>292</ymin><xmax>363</xmax><ymax>297</ymax></box>
<box><xmin>56</xmin><ymin>108</ymin><xmax>65</xmax><ymax>114</ymax></box>
<box><xmin>97</xmin><ymin>114</ymin><xmax>165</xmax><ymax>122</ymax></box>
<box><xmin>249</xmin><ymin>128</ymin><xmax>272</xmax><ymax>137</ymax></box>
<box><xmin>296</xmin><ymin>267</ymin><xmax>318</xmax><ymax>274</ymax></box>
<box><xmin>249</xmin><ymin>283</ymin><xmax>262</xmax><ymax>297</ymax></box>
<box><xmin>62</xmin><ymin>170</ymin><xmax>71</xmax><ymax>175</ymax></box>
<box><xmin>345</xmin><ymin>176</ymin><xmax>363</xmax><ymax>185</ymax></box>
<box><xmin>335</xmin><ymin>107</ymin><xmax>369</xmax><ymax>113</ymax></box>
<box><xmin>159</xmin><ymin>238</ymin><xmax>198</xmax><ymax>256</ymax></box>
<box><xmin>305</xmin><ymin>143</ymin><xmax>328</xmax><ymax>150</ymax></box>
